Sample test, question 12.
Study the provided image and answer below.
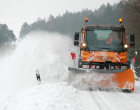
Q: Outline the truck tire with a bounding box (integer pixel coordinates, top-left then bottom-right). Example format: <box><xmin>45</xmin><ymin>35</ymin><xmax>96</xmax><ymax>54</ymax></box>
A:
<box><xmin>127</xmin><ymin>60</ymin><xmax>130</xmax><ymax>68</ymax></box>
<box><xmin>122</xmin><ymin>89</ymin><xmax>132</xmax><ymax>93</ymax></box>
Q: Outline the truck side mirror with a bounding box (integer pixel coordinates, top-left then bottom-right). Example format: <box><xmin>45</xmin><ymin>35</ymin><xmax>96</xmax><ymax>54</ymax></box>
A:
<box><xmin>130</xmin><ymin>34</ymin><xmax>135</xmax><ymax>47</ymax></box>
<box><xmin>74</xmin><ymin>32</ymin><xmax>79</xmax><ymax>46</ymax></box>
<box><xmin>126</xmin><ymin>33</ymin><xmax>135</xmax><ymax>47</ymax></box>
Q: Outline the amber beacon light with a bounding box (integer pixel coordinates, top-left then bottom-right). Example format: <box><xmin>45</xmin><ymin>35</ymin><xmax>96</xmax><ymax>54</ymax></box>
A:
<box><xmin>119</xmin><ymin>18</ymin><xmax>123</xmax><ymax>23</ymax></box>
<box><xmin>85</xmin><ymin>17</ymin><xmax>88</xmax><ymax>23</ymax></box>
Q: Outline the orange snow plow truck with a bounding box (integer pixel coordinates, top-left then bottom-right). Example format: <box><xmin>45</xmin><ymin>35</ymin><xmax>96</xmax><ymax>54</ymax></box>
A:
<box><xmin>68</xmin><ymin>18</ymin><xmax>135</xmax><ymax>92</ymax></box>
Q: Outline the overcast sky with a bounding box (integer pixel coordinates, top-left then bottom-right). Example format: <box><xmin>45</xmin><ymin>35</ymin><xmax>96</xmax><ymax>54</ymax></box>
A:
<box><xmin>0</xmin><ymin>0</ymin><xmax>120</xmax><ymax>37</ymax></box>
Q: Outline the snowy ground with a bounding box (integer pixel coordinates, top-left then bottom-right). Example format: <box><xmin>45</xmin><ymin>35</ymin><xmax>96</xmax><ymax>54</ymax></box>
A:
<box><xmin>0</xmin><ymin>82</ymin><xmax>82</xmax><ymax>110</ymax></box>
<box><xmin>0</xmin><ymin>81</ymin><xmax>140</xmax><ymax>110</ymax></box>
<box><xmin>0</xmin><ymin>32</ymin><xmax>140</xmax><ymax>110</ymax></box>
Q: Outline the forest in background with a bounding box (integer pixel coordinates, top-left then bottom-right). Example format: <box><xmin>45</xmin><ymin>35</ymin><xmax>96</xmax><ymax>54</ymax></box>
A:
<box><xmin>19</xmin><ymin>2</ymin><xmax>124</xmax><ymax>37</ymax></box>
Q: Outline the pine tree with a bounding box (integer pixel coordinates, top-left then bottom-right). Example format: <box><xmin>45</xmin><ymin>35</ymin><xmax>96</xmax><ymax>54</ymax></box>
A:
<box><xmin>20</xmin><ymin>22</ymin><xmax>31</xmax><ymax>38</ymax></box>
<box><xmin>0</xmin><ymin>24</ymin><xmax>16</xmax><ymax>44</ymax></box>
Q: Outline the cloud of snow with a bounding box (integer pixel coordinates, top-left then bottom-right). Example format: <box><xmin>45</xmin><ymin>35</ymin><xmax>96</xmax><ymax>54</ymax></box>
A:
<box><xmin>0</xmin><ymin>31</ymin><xmax>78</xmax><ymax>98</ymax></box>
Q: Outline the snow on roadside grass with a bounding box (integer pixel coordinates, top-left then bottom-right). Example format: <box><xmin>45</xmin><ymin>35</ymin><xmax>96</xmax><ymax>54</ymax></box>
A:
<box><xmin>0</xmin><ymin>82</ymin><xmax>82</xmax><ymax>110</ymax></box>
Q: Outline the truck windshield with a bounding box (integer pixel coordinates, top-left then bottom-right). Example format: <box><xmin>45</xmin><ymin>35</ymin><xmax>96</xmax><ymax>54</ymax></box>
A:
<box><xmin>85</xmin><ymin>29</ymin><xmax>125</xmax><ymax>52</ymax></box>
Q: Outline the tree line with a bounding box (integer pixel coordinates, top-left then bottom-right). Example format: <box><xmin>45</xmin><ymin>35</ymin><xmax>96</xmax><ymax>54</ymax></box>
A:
<box><xmin>121</xmin><ymin>0</ymin><xmax>140</xmax><ymax>77</ymax></box>
<box><xmin>19</xmin><ymin>3</ymin><xmax>123</xmax><ymax>38</ymax></box>
<box><xmin>19</xmin><ymin>0</ymin><xmax>140</xmax><ymax>77</ymax></box>
<box><xmin>0</xmin><ymin>24</ymin><xmax>16</xmax><ymax>45</ymax></box>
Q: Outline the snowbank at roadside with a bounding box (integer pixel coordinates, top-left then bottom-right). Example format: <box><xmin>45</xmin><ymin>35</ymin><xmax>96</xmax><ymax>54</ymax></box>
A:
<box><xmin>0</xmin><ymin>82</ymin><xmax>82</xmax><ymax>110</ymax></box>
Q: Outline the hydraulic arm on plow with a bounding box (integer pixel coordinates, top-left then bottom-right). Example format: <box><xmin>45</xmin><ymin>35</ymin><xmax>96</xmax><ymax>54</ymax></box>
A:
<box><xmin>68</xmin><ymin>18</ymin><xmax>135</xmax><ymax>92</ymax></box>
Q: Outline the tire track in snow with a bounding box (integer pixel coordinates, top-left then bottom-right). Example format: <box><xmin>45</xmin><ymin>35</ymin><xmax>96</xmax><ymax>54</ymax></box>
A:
<box><xmin>78</xmin><ymin>91</ymin><xmax>100</xmax><ymax>110</ymax></box>
<box><xmin>104</xmin><ymin>91</ymin><xmax>140</xmax><ymax>110</ymax></box>
<box><xmin>90</xmin><ymin>91</ymin><xmax>140</xmax><ymax>110</ymax></box>
<box><xmin>89</xmin><ymin>92</ymin><xmax>102</xmax><ymax>110</ymax></box>
<box><xmin>90</xmin><ymin>91</ymin><xmax>113</xmax><ymax>110</ymax></box>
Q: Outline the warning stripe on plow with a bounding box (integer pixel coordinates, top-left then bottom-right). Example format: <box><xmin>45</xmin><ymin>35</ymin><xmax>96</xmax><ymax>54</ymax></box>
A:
<box><xmin>116</xmin><ymin>53</ymin><xmax>120</xmax><ymax>68</ymax></box>
<box><xmin>90</xmin><ymin>52</ymin><xmax>94</xmax><ymax>69</ymax></box>
<box><xmin>90</xmin><ymin>52</ymin><xmax>94</xmax><ymax>61</ymax></box>
<box><xmin>90</xmin><ymin>65</ymin><xmax>95</xmax><ymax>69</ymax></box>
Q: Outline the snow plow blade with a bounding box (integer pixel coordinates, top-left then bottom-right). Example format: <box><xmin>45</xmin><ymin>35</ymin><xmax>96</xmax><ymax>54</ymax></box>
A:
<box><xmin>68</xmin><ymin>67</ymin><xmax>135</xmax><ymax>91</ymax></box>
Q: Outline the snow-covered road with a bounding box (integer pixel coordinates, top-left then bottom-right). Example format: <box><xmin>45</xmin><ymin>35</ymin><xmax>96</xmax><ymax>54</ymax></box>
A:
<box><xmin>77</xmin><ymin>81</ymin><xmax>140</xmax><ymax>110</ymax></box>
<box><xmin>0</xmin><ymin>32</ymin><xmax>140</xmax><ymax>110</ymax></box>
<box><xmin>80</xmin><ymin>81</ymin><xmax>140</xmax><ymax>110</ymax></box>
<box><xmin>0</xmin><ymin>81</ymin><xmax>140</xmax><ymax>110</ymax></box>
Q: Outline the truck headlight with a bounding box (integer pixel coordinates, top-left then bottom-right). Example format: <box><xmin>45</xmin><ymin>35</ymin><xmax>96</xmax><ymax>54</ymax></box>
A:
<box><xmin>82</xmin><ymin>43</ymin><xmax>86</xmax><ymax>47</ymax></box>
<box><xmin>82</xmin><ymin>65</ymin><xmax>89</xmax><ymax>69</ymax></box>
<box><xmin>124</xmin><ymin>44</ymin><xmax>128</xmax><ymax>48</ymax></box>
<box><xmin>121</xmin><ymin>66</ymin><xmax>127</xmax><ymax>69</ymax></box>
<box><xmin>96</xmin><ymin>66</ymin><xmax>100</xmax><ymax>69</ymax></box>
<box><xmin>111</xmin><ymin>66</ymin><xmax>115</xmax><ymax>69</ymax></box>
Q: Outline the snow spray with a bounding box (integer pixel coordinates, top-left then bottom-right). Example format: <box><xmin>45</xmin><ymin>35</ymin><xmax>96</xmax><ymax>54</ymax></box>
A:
<box><xmin>0</xmin><ymin>31</ymin><xmax>78</xmax><ymax>98</ymax></box>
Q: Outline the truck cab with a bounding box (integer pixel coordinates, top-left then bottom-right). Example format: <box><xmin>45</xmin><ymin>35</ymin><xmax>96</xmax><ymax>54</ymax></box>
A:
<box><xmin>74</xmin><ymin>19</ymin><xmax>135</xmax><ymax>70</ymax></box>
